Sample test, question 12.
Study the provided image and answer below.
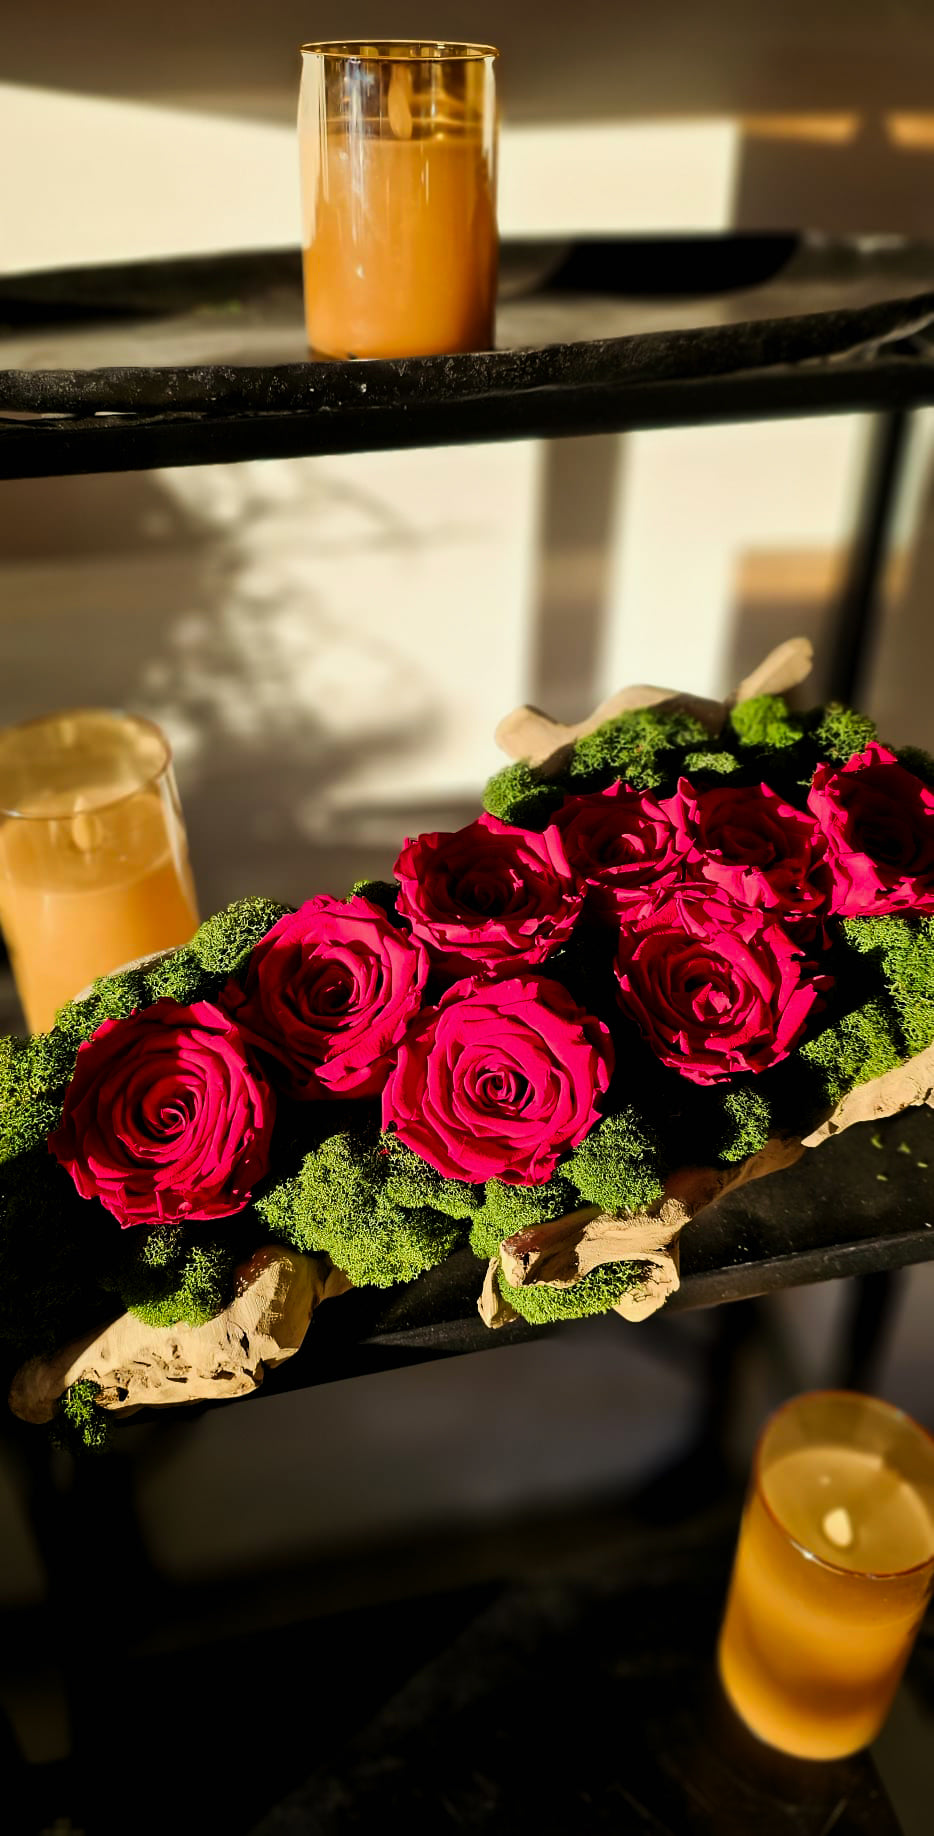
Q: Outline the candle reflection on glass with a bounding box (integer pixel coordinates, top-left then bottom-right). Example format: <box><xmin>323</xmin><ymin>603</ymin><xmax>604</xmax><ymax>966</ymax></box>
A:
<box><xmin>298</xmin><ymin>41</ymin><xmax>498</xmax><ymax>360</ymax></box>
<box><xmin>0</xmin><ymin>710</ymin><xmax>199</xmax><ymax>1034</ymax></box>
<box><xmin>718</xmin><ymin>1391</ymin><xmax>934</xmax><ymax>1759</ymax></box>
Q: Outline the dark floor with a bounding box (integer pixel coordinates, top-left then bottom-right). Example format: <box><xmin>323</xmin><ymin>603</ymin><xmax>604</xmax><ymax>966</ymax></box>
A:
<box><xmin>2</xmin><ymin>1262</ymin><xmax>934</xmax><ymax>1836</ymax></box>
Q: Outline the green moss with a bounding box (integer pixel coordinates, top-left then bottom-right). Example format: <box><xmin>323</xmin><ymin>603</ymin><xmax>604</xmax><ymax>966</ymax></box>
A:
<box><xmin>190</xmin><ymin>897</ymin><xmax>290</xmax><ymax>980</ymax></box>
<box><xmin>255</xmin><ymin>1123</ymin><xmax>468</xmax><ymax>1287</ymax></box>
<box><xmin>349</xmin><ymin>880</ymin><xmax>407</xmax><ymax>923</ymax></box>
<box><xmin>0</xmin><ymin>1029</ymin><xmax>78</xmax><ymax>1162</ymax></box>
<box><xmin>47</xmin><ymin>899</ymin><xmax>287</xmax><ymax>1042</ymax></box>
<box><xmin>632</xmin><ymin>1067</ymin><xmax>779</xmax><ymax>1177</ymax></box>
<box><xmin>566</xmin><ymin>1107</ymin><xmax>665</xmax><ymax>1216</ymax></box>
<box><xmin>566</xmin><ymin>707</ymin><xmax>710</xmax><ymax>792</ymax></box>
<box><xmin>469</xmin><ymin>1172</ymin><xmax>578</xmax><ymax>1261</ymax></box>
<box><xmin>680</xmin><ymin>750</ymin><xmax>742</xmax><ymax>779</ymax></box>
<box><xmin>104</xmin><ymin>1226</ymin><xmax>239</xmax><ymax>1329</ymax></box>
<box><xmin>52</xmin><ymin>1381</ymin><xmax>111</xmax><ymax>1456</ymax></box>
<box><xmin>813</xmin><ymin>703</ymin><xmax>877</xmax><ymax>765</ymax></box>
<box><xmin>896</xmin><ymin>746</ymin><xmax>934</xmax><ymax>789</ymax></box>
<box><xmin>497</xmin><ymin>1258</ymin><xmax>647</xmax><ymax>1324</ymax></box>
<box><xmin>144</xmin><ymin>947</ymin><xmax>211</xmax><ymax>1006</ymax></box>
<box><xmin>709</xmin><ymin>1085</ymin><xmax>773</xmax><ymax>1164</ymax></box>
<box><xmin>728</xmin><ymin>694</ymin><xmax>804</xmax><ymax>753</ymax></box>
<box><xmin>482</xmin><ymin>761</ymin><xmax>565</xmax><ymax>830</ymax></box>
<box><xmin>799</xmin><ymin>997</ymin><xmax>904</xmax><ymax>1111</ymax></box>
<box><xmin>842</xmin><ymin>915</ymin><xmax>934</xmax><ymax>1059</ymax></box>
<box><xmin>380</xmin><ymin>1135</ymin><xmax>479</xmax><ymax>1220</ymax></box>
<box><xmin>53</xmin><ymin>969</ymin><xmax>151</xmax><ymax>1046</ymax></box>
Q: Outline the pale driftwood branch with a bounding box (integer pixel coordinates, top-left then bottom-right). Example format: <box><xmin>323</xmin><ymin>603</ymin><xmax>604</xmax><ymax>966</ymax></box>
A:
<box><xmin>494</xmin><ymin>689</ymin><xmax>725</xmax><ymax>778</ymax></box>
<box><xmin>802</xmin><ymin>1041</ymin><xmax>934</xmax><ymax>1146</ymax></box>
<box><xmin>733</xmin><ymin>636</ymin><xmax>814</xmax><ymax>706</ymax></box>
<box><xmin>611</xmin><ymin>1238</ymin><xmax>682</xmax><ymax>1322</ymax></box>
<box><xmin>493</xmin><ymin>638</ymin><xmax>815</xmax><ymax>777</ymax></box>
<box><xmin>9</xmin><ymin>1245</ymin><xmax>350</xmax><ymax>1424</ymax></box>
<box><xmin>478</xmin><ymin>1257</ymin><xmax>519</xmax><ymax>1330</ymax></box>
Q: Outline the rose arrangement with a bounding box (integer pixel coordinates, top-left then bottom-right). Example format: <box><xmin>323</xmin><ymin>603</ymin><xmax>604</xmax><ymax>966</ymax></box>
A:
<box><xmin>2</xmin><ymin>682</ymin><xmax>934</xmax><ymax>1444</ymax></box>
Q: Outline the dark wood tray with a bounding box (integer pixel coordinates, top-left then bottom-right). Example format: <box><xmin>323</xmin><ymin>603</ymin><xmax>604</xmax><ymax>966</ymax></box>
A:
<box><xmin>2</xmin><ymin>234</ymin><xmax>934</xmax><ymax>478</ymax></box>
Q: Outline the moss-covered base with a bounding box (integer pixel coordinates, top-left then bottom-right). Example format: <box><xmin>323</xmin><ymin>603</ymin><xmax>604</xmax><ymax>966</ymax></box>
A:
<box><xmin>497</xmin><ymin>1259</ymin><xmax>647</xmax><ymax>1324</ymax></box>
<box><xmin>3</xmin><ymin>696</ymin><xmax>934</xmax><ymax>1372</ymax></box>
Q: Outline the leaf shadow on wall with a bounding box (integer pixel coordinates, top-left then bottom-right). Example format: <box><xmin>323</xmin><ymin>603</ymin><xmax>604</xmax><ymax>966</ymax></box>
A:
<box><xmin>0</xmin><ymin>465</ymin><xmax>480</xmax><ymax>920</ymax></box>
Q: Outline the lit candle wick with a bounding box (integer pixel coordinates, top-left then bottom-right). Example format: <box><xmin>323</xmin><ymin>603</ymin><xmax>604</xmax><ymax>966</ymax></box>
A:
<box><xmin>822</xmin><ymin>1506</ymin><xmax>854</xmax><ymax>1549</ymax></box>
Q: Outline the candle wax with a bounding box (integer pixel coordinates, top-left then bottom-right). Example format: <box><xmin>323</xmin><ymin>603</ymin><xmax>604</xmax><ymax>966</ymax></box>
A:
<box><xmin>302</xmin><ymin>135</ymin><xmax>497</xmax><ymax>360</ymax></box>
<box><xmin>767</xmin><ymin>1444</ymin><xmax>933</xmax><ymax>1573</ymax></box>
<box><xmin>719</xmin><ymin>1443</ymin><xmax>934</xmax><ymax>1758</ymax></box>
<box><xmin>0</xmin><ymin>788</ymin><xmax>198</xmax><ymax>1033</ymax></box>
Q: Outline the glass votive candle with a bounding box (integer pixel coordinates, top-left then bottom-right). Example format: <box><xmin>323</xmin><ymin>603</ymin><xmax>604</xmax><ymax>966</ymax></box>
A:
<box><xmin>718</xmin><ymin>1390</ymin><xmax>934</xmax><ymax>1760</ymax></box>
<box><xmin>298</xmin><ymin>40</ymin><xmax>499</xmax><ymax>360</ymax></box>
<box><xmin>0</xmin><ymin>710</ymin><xmax>199</xmax><ymax>1034</ymax></box>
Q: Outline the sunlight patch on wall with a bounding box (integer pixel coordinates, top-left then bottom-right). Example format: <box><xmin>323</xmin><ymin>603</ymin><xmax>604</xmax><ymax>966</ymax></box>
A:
<box><xmin>0</xmin><ymin>82</ymin><xmax>741</xmax><ymax>271</ymax></box>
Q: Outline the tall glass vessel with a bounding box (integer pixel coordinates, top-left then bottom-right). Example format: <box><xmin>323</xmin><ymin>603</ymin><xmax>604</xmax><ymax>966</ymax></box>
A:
<box><xmin>719</xmin><ymin>1390</ymin><xmax>934</xmax><ymax>1759</ymax></box>
<box><xmin>0</xmin><ymin>710</ymin><xmax>198</xmax><ymax>1032</ymax></box>
<box><xmin>299</xmin><ymin>40</ymin><xmax>498</xmax><ymax>360</ymax></box>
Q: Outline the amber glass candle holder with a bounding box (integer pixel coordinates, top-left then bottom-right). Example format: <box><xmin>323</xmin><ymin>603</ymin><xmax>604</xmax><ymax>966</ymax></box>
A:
<box><xmin>0</xmin><ymin>710</ymin><xmax>199</xmax><ymax>1034</ymax></box>
<box><xmin>298</xmin><ymin>39</ymin><xmax>498</xmax><ymax>360</ymax></box>
<box><xmin>718</xmin><ymin>1390</ymin><xmax>934</xmax><ymax>1759</ymax></box>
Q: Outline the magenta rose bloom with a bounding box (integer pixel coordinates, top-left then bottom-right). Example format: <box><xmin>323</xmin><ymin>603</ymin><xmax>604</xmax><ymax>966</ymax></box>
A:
<box><xmin>393</xmin><ymin>814</ymin><xmax>582</xmax><ymax>980</ymax></box>
<box><xmin>553</xmin><ymin>780</ymin><xmax>690</xmax><ymax>922</ymax></box>
<box><xmin>48</xmin><ymin>1000</ymin><xmax>275</xmax><ymax>1228</ymax></box>
<box><xmin>808</xmin><ymin>742</ymin><xmax>934</xmax><ymax>916</ymax></box>
<box><xmin>382</xmin><ymin>974</ymin><xmax>613</xmax><ymax>1184</ymax></box>
<box><xmin>222</xmin><ymin>895</ymin><xmax>427</xmax><ymax>1100</ymax></box>
<box><xmin>615</xmin><ymin>889</ymin><xmax>829</xmax><ymax>1084</ymax></box>
<box><xmin>674</xmin><ymin>779</ymin><xmax>827</xmax><ymax>920</ymax></box>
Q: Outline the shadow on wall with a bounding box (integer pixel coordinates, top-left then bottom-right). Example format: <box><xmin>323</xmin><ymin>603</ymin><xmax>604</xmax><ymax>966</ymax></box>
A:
<box><xmin>0</xmin><ymin>466</ymin><xmax>486</xmax><ymax>915</ymax></box>
<box><xmin>720</xmin><ymin>417</ymin><xmax>934</xmax><ymax>737</ymax></box>
<box><xmin>721</xmin><ymin>548</ymin><xmax>844</xmax><ymax>706</ymax></box>
<box><xmin>732</xmin><ymin>116</ymin><xmax>934</xmax><ymax>238</ymax></box>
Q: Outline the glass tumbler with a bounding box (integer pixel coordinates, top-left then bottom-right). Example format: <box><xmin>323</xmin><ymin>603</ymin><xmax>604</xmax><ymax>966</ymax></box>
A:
<box><xmin>298</xmin><ymin>40</ymin><xmax>498</xmax><ymax>359</ymax></box>
<box><xmin>718</xmin><ymin>1390</ymin><xmax>934</xmax><ymax>1759</ymax></box>
<box><xmin>0</xmin><ymin>710</ymin><xmax>199</xmax><ymax>1033</ymax></box>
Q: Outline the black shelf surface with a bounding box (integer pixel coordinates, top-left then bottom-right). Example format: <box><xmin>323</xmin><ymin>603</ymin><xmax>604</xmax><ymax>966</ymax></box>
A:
<box><xmin>260</xmin><ymin>1104</ymin><xmax>934</xmax><ymax>1401</ymax></box>
<box><xmin>3</xmin><ymin>235</ymin><xmax>934</xmax><ymax>478</ymax></box>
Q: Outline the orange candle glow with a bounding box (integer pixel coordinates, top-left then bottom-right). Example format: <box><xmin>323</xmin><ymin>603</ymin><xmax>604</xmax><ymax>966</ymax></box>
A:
<box><xmin>0</xmin><ymin>711</ymin><xmax>198</xmax><ymax>1034</ymax></box>
<box><xmin>718</xmin><ymin>1392</ymin><xmax>934</xmax><ymax>1759</ymax></box>
<box><xmin>299</xmin><ymin>41</ymin><xmax>498</xmax><ymax>360</ymax></box>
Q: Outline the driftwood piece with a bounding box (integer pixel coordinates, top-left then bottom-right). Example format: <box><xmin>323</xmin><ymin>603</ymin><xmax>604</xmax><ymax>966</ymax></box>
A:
<box><xmin>499</xmin><ymin>1201</ymin><xmax>686</xmax><ymax>1325</ymax></box>
<box><xmin>494</xmin><ymin>637</ymin><xmax>814</xmax><ymax>778</ymax></box>
<box><xmin>494</xmin><ymin>687</ymin><xmax>725</xmax><ymax>778</ymax></box>
<box><xmin>734</xmin><ymin>636</ymin><xmax>816</xmax><ymax>706</ymax></box>
<box><xmin>9</xmin><ymin>1245</ymin><xmax>350</xmax><ymax>1424</ymax></box>
<box><xmin>803</xmin><ymin>1041</ymin><xmax>934</xmax><ymax>1146</ymax></box>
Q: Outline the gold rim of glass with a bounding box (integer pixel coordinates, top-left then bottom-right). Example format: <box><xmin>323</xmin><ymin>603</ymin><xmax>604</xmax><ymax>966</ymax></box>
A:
<box><xmin>0</xmin><ymin>708</ymin><xmax>173</xmax><ymax>821</ymax></box>
<box><xmin>753</xmin><ymin>1389</ymin><xmax>934</xmax><ymax>1581</ymax></box>
<box><xmin>300</xmin><ymin>40</ymin><xmax>499</xmax><ymax>62</ymax></box>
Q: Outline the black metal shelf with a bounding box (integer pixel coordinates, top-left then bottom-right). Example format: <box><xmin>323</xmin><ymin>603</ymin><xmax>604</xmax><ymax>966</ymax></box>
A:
<box><xmin>2</xmin><ymin>232</ymin><xmax>933</xmax><ymax>1383</ymax></box>
<box><xmin>3</xmin><ymin>234</ymin><xmax>934</xmax><ymax>478</ymax></box>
